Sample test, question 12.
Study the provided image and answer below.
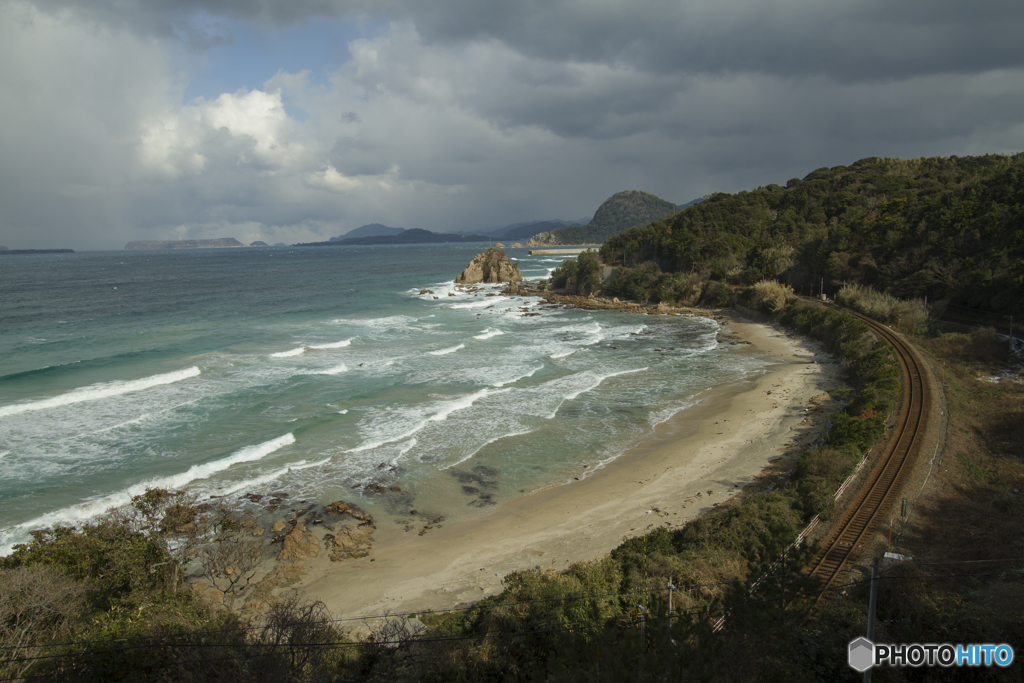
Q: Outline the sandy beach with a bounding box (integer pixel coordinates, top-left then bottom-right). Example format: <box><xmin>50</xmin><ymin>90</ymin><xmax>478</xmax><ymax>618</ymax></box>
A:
<box><xmin>290</xmin><ymin>310</ymin><xmax>843</xmax><ymax>622</ymax></box>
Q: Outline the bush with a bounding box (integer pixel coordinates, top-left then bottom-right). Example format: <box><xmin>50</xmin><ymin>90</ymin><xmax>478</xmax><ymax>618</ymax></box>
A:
<box><xmin>0</xmin><ymin>566</ymin><xmax>89</xmax><ymax>680</ymax></box>
<box><xmin>745</xmin><ymin>280</ymin><xmax>795</xmax><ymax>314</ymax></box>
<box><xmin>1</xmin><ymin>519</ymin><xmax>176</xmax><ymax>599</ymax></box>
<box><xmin>701</xmin><ymin>280</ymin><xmax>732</xmax><ymax>308</ymax></box>
<box><xmin>549</xmin><ymin>250</ymin><xmax>602</xmax><ymax>295</ymax></box>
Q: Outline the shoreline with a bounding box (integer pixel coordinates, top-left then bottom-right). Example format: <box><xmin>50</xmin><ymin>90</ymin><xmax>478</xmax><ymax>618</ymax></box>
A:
<box><xmin>286</xmin><ymin>309</ymin><xmax>844</xmax><ymax>622</ymax></box>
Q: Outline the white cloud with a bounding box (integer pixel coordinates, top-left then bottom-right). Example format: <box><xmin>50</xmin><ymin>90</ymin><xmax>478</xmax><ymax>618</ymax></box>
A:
<box><xmin>306</xmin><ymin>165</ymin><xmax>365</xmax><ymax>193</ymax></box>
<box><xmin>2</xmin><ymin>0</ymin><xmax>1023</xmax><ymax>250</ymax></box>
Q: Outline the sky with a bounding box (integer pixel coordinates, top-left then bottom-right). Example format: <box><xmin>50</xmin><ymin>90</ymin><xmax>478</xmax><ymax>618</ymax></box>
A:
<box><xmin>2</xmin><ymin>0</ymin><xmax>1023</xmax><ymax>250</ymax></box>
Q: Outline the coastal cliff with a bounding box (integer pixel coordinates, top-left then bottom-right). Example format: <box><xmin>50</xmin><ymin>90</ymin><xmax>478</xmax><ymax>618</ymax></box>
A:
<box><xmin>454</xmin><ymin>246</ymin><xmax>523</xmax><ymax>284</ymax></box>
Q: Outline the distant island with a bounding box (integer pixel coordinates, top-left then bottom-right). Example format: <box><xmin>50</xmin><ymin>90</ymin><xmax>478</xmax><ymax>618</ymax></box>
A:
<box><xmin>0</xmin><ymin>247</ymin><xmax>75</xmax><ymax>255</ymax></box>
<box><xmin>330</xmin><ymin>224</ymin><xmax>406</xmax><ymax>240</ymax></box>
<box><xmin>296</xmin><ymin>228</ymin><xmax>492</xmax><ymax>247</ymax></box>
<box><xmin>124</xmin><ymin>238</ymin><xmax>247</xmax><ymax>250</ymax></box>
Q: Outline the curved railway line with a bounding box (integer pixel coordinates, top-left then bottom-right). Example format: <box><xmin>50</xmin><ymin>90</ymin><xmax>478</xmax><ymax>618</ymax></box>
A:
<box><xmin>806</xmin><ymin>307</ymin><xmax>933</xmax><ymax>597</ymax></box>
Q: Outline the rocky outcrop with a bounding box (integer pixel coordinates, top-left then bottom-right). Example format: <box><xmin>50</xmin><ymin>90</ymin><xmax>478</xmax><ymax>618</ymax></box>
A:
<box><xmin>525</xmin><ymin>231</ymin><xmax>561</xmax><ymax>247</ymax></box>
<box><xmin>277</xmin><ymin>516</ymin><xmax>320</xmax><ymax>562</ymax></box>
<box><xmin>324</xmin><ymin>501</ymin><xmax>376</xmax><ymax>562</ymax></box>
<box><xmin>325</xmin><ymin>526</ymin><xmax>374</xmax><ymax>561</ymax></box>
<box><xmin>455</xmin><ymin>247</ymin><xmax>523</xmax><ymax>284</ymax></box>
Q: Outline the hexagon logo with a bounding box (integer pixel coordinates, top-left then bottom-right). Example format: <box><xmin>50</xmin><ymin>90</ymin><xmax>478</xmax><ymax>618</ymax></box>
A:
<box><xmin>848</xmin><ymin>637</ymin><xmax>874</xmax><ymax>672</ymax></box>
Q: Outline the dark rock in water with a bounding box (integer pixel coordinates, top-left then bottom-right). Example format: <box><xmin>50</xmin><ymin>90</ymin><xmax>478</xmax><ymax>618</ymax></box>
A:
<box><xmin>352</xmin><ymin>482</ymin><xmax>387</xmax><ymax>494</ymax></box>
<box><xmin>450</xmin><ymin>465</ymin><xmax>499</xmax><ymax>490</ymax></box>
<box><xmin>326</xmin><ymin>501</ymin><xmax>375</xmax><ymax>527</ymax></box>
<box><xmin>468</xmin><ymin>493</ymin><xmax>497</xmax><ymax>507</ymax></box>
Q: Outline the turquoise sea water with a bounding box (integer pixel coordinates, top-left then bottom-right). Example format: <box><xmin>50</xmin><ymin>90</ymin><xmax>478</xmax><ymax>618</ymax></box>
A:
<box><xmin>0</xmin><ymin>245</ymin><xmax>770</xmax><ymax>553</ymax></box>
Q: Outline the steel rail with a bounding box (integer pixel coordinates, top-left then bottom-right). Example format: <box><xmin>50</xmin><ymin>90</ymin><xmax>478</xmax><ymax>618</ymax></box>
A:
<box><xmin>807</xmin><ymin>308</ymin><xmax>929</xmax><ymax>596</ymax></box>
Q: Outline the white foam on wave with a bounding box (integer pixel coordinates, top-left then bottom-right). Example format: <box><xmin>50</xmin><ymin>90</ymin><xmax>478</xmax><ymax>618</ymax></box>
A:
<box><xmin>309</xmin><ymin>339</ymin><xmax>352</xmax><ymax>349</ymax></box>
<box><xmin>550</xmin><ymin>350</ymin><xmax>575</xmax><ymax>359</ymax></box>
<box><xmin>473</xmin><ymin>328</ymin><xmax>504</xmax><ymax>340</ymax></box>
<box><xmin>348</xmin><ymin>388</ymin><xmax>503</xmax><ymax>453</ymax></box>
<box><xmin>317</xmin><ymin>364</ymin><xmax>349</xmax><ymax>375</ymax></box>
<box><xmin>0</xmin><ymin>451</ymin><xmax>8</xmax><ymax>459</ymax></box>
<box><xmin>338</xmin><ymin>409</ymin><xmax>348</xmax><ymax>414</ymax></box>
<box><xmin>271</xmin><ymin>347</ymin><xmax>306</xmax><ymax>358</ymax></box>
<box><xmin>0</xmin><ymin>366</ymin><xmax>201</xmax><ymax>418</ymax></box>
<box><xmin>332</xmin><ymin>314</ymin><xmax>417</xmax><ymax>330</ymax></box>
<box><xmin>397</xmin><ymin>438</ymin><xmax>418</xmax><ymax>456</ymax></box>
<box><xmin>492</xmin><ymin>364</ymin><xmax>543</xmax><ymax>388</ymax></box>
<box><xmin>216</xmin><ymin>456</ymin><xmax>330</xmax><ymax>497</ymax></box>
<box><xmin>0</xmin><ymin>433</ymin><xmax>296</xmax><ymax>555</ymax></box>
<box><xmin>447</xmin><ymin>299</ymin><xmax>494</xmax><ymax>310</ymax></box>
<box><xmin>564</xmin><ymin>367</ymin><xmax>648</xmax><ymax>400</ymax></box>
<box><xmin>439</xmin><ymin>427</ymin><xmax>534</xmax><ymax>470</ymax></box>
<box><xmin>429</xmin><ymin>344</ymin><xmax>465</xmax><ymax>356</ymax></box>
<box><xmin>649</xmin><ymin>397</ymin><xmax>701</xmax><ymax>427</ymax></box>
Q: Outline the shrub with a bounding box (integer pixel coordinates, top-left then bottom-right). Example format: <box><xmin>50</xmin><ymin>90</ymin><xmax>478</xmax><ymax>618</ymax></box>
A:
<box><xmin>746</xmin><ymin>280</ymin><xmax>795</xmax><ymax>314</ymax></box>
<box><xmin>701</xmin><ymin>280</ymin><xmax>732</xmax><ymax>308</ymax></box>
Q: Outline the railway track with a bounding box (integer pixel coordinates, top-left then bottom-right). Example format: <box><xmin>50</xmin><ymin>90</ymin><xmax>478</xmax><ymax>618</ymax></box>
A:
<box><xmin>806</xmin><ymin>307</ymin><xmax>931</xmax><ymax>596</ymax></box>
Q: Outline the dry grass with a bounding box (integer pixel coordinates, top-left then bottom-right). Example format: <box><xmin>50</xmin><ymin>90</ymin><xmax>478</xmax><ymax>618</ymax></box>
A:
<box><xmin>747</xmin><ymin>279</ymin><xmax>795</xmax><ymax>313</ymax></box>
<box><xmin>902</xmin><ymin>330</ymin><xmax>1024</xmax><ymax>622</ymax></box>
<box><xmin>836</xmin><ymin>283</ymin><xmax>929</xmax><ymax>334</ymax></box>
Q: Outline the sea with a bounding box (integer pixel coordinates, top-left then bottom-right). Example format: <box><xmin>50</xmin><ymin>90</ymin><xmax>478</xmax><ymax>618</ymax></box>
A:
<box><xmin>0</xmin><ymin>244</ymin><xmax>773</xmax><ymax>553</ymax></box>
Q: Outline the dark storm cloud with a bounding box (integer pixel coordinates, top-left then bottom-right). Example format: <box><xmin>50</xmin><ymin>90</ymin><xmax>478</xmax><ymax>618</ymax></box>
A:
<box><xmin>3</xmin><ymin>0</ymin><xmax>1022</xmax><ymax>249</ymax></box>
<box><xmin>34</xmin><ymin>0</ymin><xmax>1024</xmax><ymax>81</ymax></box>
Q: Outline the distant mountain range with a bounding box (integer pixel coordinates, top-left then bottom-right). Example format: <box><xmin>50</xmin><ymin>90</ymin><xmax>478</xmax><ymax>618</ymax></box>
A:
<box><xmin>296</xmin><ymin>228</ymin><xmax>493</xmax><ymax>247</ymax></box>
<box><xmin>326</xmin><ymin>219</ymin><xmax>587</xmax><ymax>244</ymax></box>
<box><xmin>302</xmin><ymin>194</ymin><xmax>700</xmax><ymax>248</ymax></box>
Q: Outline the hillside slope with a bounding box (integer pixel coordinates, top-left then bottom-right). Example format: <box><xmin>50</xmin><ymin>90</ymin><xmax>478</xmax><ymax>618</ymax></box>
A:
<box><xmin>598</xmin><ymin>154</ymin><xmax>1024</xmax><ymax>314</ymax></box>
<box><xmin>527</xmin><ymin>190</ymin><xmax>678</xmax><ymax>246</ymax></box>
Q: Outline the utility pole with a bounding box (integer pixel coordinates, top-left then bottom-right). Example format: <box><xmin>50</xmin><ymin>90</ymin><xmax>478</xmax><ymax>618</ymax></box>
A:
<box><xmin>667</xmin><ymin>579</ymin><xmax>676</xmax><ymax>631</ymax></box>
<box><xmin>865</xmin><ymin>557</ymin><xmax>880</xmax><ymax>683</ymax></box>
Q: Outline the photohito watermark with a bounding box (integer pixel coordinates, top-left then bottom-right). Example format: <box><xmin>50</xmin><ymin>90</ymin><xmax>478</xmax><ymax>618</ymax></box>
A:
<box><xmin>849</xmin><ymin>637</ymin><xmax>1014</xmax><ymax>672</ymax></box>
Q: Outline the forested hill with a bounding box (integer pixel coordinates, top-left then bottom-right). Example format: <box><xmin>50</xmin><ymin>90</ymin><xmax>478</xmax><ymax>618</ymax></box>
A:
<box><xmin>599</xmin><ymin>154</ymin><xmax>1024</xmax><ymax>314</ymax></box>
<box><xmin>528</xmin><ymin>190</ymin><xmax>678</xmax><ymax>245</ymax></box>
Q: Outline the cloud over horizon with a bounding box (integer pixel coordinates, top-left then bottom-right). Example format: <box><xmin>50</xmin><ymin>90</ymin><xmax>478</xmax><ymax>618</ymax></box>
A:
<box><xmin>3</xmin><ymin>0</ymin><xmax>1023</xmax><ymax>249</ymax></box>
